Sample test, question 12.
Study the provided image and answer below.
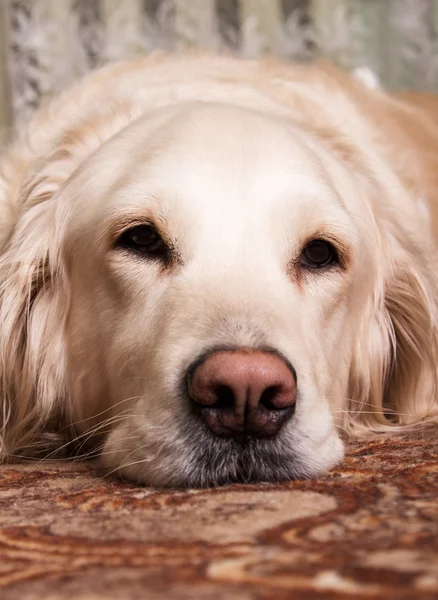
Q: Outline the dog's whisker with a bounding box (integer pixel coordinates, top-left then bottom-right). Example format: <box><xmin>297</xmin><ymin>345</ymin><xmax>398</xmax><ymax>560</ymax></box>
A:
<box><xmin>58</xmin><ymin>396</ymin><xmax>144</xmax><ymax>432</ymax></box>
<box><xmin>16</xmin><ymin>411</ymin><xmax>145</xmax><ymax>471</ymax></box>
<box><xmin>70</xmin><ymin>413</ymin><xmax>160</xmax><ymax>457</ymax></box>
<box><xmin>104</xmin><ymin>457</ymin><xmax>154</xmax><ymax>480</ymax></box>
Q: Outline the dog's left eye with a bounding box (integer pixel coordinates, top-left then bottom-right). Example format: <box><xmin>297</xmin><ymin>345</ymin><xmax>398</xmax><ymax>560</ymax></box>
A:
<box><xmin>116</xmin><ymin>224</ymin><xmax>166</xmax><ymax>256</ymax></box>
<box><xmin>299</xmin><ymin>239</ymin><xmax>338</xmax><ymax>269</ymax></box>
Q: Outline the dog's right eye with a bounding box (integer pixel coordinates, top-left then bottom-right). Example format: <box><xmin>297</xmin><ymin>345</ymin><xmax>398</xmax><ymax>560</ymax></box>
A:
<box><xmin>116</xmin><ymin>224</ymin><xmax>167</xmax><ymax>257</ymax></box>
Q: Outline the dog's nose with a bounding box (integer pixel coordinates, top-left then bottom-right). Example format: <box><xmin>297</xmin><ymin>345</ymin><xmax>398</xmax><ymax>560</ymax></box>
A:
<box><xmin>188</xmin><ymin>350</ymin><xmax>296</xmax><ymax>438</ymax></box>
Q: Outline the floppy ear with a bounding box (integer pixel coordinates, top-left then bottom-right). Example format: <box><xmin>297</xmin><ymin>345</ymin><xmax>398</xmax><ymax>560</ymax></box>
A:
<box><xmin>348</xmin><ymin>249</ymin><xmax>438</xmax><ymax>436</ymax></box>
<box><xmin>0</xmin><ymin>199</ymin><xmax>69</xmax><ymax>460</ymax></box>
<box><xmin>383</xmin><ymin>261</ymin><xmax>438</xmax><ymax>421</ymax></box>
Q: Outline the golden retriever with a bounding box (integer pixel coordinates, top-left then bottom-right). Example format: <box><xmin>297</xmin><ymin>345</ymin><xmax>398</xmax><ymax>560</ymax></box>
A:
<box><xmin>0</xmin><ymin>53</ymin><xmax>437</xmax><ymax>486</ymax></box>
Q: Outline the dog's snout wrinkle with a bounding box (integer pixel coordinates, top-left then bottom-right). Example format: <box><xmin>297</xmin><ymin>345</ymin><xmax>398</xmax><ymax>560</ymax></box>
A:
<box><xmin>188</xmin><ymin>349</ymin><xmax>296</xmax><ymax>438</ymax></box>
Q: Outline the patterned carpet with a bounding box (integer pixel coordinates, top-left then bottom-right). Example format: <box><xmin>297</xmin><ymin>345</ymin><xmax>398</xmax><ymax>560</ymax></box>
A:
<box><xmin>0</xmin><ymin>426</ymin><xmax>437</xmax><ymax>600</ymax></box>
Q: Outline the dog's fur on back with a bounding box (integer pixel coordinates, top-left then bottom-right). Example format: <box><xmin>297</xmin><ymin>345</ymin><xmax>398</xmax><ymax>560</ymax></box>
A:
<box><xmin>0</xmin><ymin>53</ymin><xmax>437</xmax><ymax>486</ymax></box>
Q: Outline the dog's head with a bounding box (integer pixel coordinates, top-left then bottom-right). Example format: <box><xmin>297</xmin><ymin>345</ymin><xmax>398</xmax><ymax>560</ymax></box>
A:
<box><xmin>1</xmin><ymin>101</ymin><xmax>436</xmax><ymax>486</ymax></box>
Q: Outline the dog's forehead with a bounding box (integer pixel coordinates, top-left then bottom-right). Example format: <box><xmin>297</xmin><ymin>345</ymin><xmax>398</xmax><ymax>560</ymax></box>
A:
<box><xmin>137</xmin><ymin>104</ymin><xmax>330</xmax><ymax>198</ymax></box>
<box><xmin>111</xmin><ymin>104</ymin><xmax>340</xmax><ymax>218</ymax></box>
<box><xmin>63</xmin><ymin>103</ymin><xmax>347</xmax><ymax>247</ymax></box>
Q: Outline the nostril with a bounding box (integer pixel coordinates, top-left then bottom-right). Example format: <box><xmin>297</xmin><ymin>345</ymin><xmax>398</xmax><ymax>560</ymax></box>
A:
<box><xmin>260</xmin><ymin>385</ymin><xmax>284</xmax><ymax>410</ymax></box>
<box><xmin>212</xmin><ymin>384</ymin><xmax>235</xmax><ymax>410</ymax></box>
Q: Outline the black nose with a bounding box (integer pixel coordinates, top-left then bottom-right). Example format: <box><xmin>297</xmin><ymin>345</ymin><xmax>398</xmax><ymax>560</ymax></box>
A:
<box><xmin>187</xmin><ymin>349</ymin><xmax>296</xmax><ymax>438</ymax></box>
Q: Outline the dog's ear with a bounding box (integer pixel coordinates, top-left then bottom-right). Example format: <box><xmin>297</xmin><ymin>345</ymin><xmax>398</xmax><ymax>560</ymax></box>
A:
<box><xmin>382</xmin><ymin>259</ymin><xmax>438</xmax><ymax>423</ymax></box>
<box><xmin>349</xmin><ymin>248</ymin><xmax>438</xmax><ymax>436</ymax></box>
<box><xmin>0</xmin><ymin>199</ymin><xmax>69</xmax><ymax>460</ymax></box>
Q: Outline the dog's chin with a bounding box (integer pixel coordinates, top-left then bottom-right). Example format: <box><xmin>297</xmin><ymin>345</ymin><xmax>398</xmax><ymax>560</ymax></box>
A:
<box><xmin>102</xmin><ymin>421</ymin><xmax>343</xmax><ymax>488</ymax></box>
<box><xmin>168</xmin><ymin>436</ymin><xmax>307</xmax><ymax>488</ymax></box>
<box><xmin>111</xmin><ymin>439</ymin><xmax>302</xmax><ymax>488</ymax></box>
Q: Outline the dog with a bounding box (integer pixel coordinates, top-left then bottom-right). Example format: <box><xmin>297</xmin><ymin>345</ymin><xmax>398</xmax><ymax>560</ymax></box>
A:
<box><xmin>0</xmin><ymin>53</ymin><xmax>437</xmax><ymax>487</ymax></box>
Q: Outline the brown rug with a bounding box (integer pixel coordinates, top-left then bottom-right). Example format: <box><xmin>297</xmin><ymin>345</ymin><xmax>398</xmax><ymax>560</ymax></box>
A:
<box><xmin>0</xmin><ymin>427</ymin><xmax>437</xmax><ymax>600</ymax></box>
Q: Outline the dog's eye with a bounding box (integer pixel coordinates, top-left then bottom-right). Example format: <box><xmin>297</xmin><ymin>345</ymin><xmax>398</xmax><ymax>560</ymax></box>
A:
<box><xmin>300</xmin><ymin>239</ymin><xmax>338</xmax><ymax>269</ymax></box>
<box><xmin>117</xmin><ymin>224</ymin><xmax>166</xmax><ymax>256</ymax></box>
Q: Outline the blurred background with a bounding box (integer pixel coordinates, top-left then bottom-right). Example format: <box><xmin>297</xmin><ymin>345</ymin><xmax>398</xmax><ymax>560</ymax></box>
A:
<box><xmin>1</xmin><ymin>0</ymin><xmax>438</xmax><ymax>141</ymax></box>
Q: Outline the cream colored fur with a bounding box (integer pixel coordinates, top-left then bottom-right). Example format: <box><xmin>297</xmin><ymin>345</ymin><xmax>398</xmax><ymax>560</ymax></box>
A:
<box><xmin>0</xmin><ymin>53</ymin><xmax>437</xmax><ymax>486</ymax></box>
